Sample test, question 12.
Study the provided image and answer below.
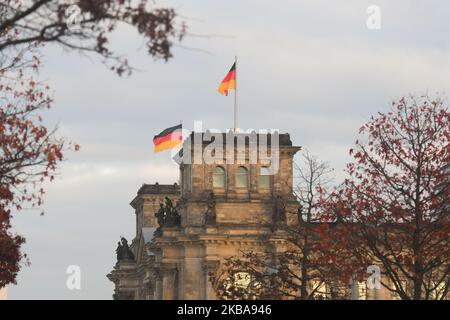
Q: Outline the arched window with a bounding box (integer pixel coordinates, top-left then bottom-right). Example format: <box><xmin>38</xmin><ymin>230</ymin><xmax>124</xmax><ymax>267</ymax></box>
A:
<box><xmin>236</xmin><ymin>166</ymin><xmax>248</xmax><ymax>188</ymax></box>
<box><xmin>213</xmin><ymin>166</ymin><xmax>225</xmax><ymax>188</ymax></box>
<box><xmin>259</xmin><ymin>167</ymin><xmax>271</xmax><ymax>188</ymax></box>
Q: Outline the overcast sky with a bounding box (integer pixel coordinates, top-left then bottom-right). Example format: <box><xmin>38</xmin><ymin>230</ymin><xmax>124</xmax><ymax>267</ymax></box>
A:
<box><xmin>6</xmin><ymin>0</ymin><xmax>450</xmax><ymax>299</ymax></box>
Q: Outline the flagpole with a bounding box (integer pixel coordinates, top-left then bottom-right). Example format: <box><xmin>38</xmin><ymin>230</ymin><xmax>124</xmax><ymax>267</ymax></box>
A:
<box><xmin>234</xmin><ymin>55</ymin><xmax>237</xmax><ymax>132</ymax></box>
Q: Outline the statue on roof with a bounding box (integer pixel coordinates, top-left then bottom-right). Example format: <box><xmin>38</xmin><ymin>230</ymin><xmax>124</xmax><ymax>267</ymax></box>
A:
<box><xmin>115</xmin><ymin>237</ymin><xmax>135</xmax><ymax>262</ymax></box>
<box><xmin>204</xmin><ymin>191</ymin><xmax>216</xmax><ymax>225</ymax></box>
<box><xmin>155</xmin><ymin>197</ymin><xmax>181</xmax><ymax>229</ymax></box>
<box><xmin>155</xmin><ymin>203</ymin><xmax>165</xmax><ymax>226</ymax></box>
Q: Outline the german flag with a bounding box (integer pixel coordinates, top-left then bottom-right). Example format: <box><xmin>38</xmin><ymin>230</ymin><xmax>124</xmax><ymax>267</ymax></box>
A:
<box><xmin>218</xmin><ymin>62</ymin><xmax>236</xmax><ymax>96</ymax></box>
<box><xmin>153</xmin><ymin>124</ymin><xmax>182</xmax><ymax>153</ymax></box>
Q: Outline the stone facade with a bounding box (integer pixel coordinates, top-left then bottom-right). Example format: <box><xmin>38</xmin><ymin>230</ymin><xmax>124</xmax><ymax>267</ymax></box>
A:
<box><xmin>107</xmin><ymin>132</ymin><xmax>302</xmax><ymax>300</ymax></box>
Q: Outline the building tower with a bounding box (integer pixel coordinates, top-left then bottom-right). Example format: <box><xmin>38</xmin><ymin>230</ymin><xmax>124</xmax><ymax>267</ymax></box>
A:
<box><xmin>108</xmin><ymin>131</ymin><xmax>301</xmax><ymax>299</ymax></box>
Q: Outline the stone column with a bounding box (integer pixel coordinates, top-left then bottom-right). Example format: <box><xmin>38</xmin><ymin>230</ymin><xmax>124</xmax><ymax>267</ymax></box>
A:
<box><xmin>350</xmin><ymin>276</ymin><xmax>359</xmax><ymax>300</ymax></box>
<box><xmin>203</xmin><ymin>261</ymin><xmax>220</xmax><ymax>300</ymax></box>
<box><xmin>154</xmin><ymin>268</ymin><xmax>163</xmax><ymax>300</ymax></box>
<box><xmin>183</xmin><ymin>244</ymin><xmax>205</xmax><ymax>299</ymax></box>
<box><xmin>162</xmin><ymin>263</ymin><xmax>177</xmax><ymax>300</ymax></box>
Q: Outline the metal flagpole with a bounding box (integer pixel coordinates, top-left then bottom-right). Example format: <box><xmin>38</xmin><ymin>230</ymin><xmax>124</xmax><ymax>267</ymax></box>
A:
<box><xmin>234</xmin><ymin>55</ymin><xmax>237</xmax><ymax>132</ymax></box>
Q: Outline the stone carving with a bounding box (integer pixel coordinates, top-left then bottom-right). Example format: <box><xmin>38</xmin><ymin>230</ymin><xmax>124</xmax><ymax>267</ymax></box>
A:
<box><xmin>272</xmin><ymin>195</ymin><xmax>287</xmax><ymax>228</ymax></box>
<box><xmin>204</xmin><ymin>191</ymin><xmax>216</xmax><ymax>225</ymax></box>
<box><xmin>116</xmin><ymin>237</ymin><xmax>135</xmax><ymax>261</ymax></box>
<box><xmin>155</xmin><ymin>203</ymin><xmax>165</xmax><ymax>226</ymax></box>
<box><xmin>113</xmin><ymin>292</ymin><xmax>134</xmax><ymax>300</ymax></box>
<box><xmin>165</xmin><ymin>197</ymin><xmax>181</xmax><ymax>227</ymax></box>
<box><xmin>155</xmin><ymin>196</ymin><xmax>181</xmax><ymax>228</ymax></box>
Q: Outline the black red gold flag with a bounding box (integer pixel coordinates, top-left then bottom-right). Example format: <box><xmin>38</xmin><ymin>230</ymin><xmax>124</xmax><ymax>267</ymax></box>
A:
<box><xmin>153</xmin><ymin>124</ymin><xmax>182</xmax><ymax>153</ymax></box>
<box><xmin>218</xmin><ymin>62</ymin><xmax>236</xmax><ymax>96</ymax></box>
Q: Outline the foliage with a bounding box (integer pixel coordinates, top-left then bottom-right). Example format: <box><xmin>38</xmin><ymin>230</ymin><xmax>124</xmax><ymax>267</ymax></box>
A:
<box><xmin>323</xmin><ymin>95</ymin><xmax>449</xmax><ymax>300</ymax></box>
